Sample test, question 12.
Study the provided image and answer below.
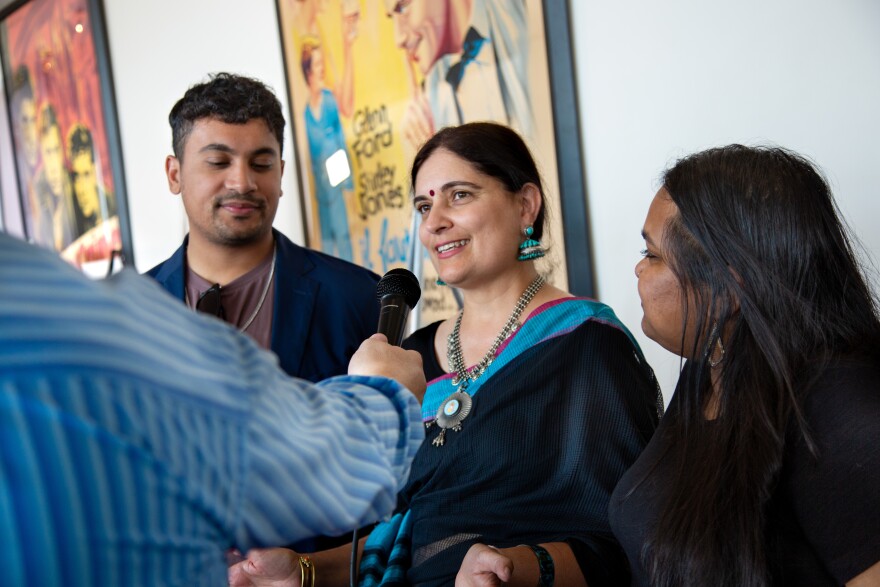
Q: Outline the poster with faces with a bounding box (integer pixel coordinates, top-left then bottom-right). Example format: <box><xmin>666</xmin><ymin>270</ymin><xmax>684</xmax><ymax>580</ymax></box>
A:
<box><xmin>1</xmin><ymin>0</ymin><xmax>129</xmax><ymax>277</ymax></box>
<box><xmin>276</xmin><ymin>0</ymin><xmax>569</xmax><ymax>325</ymax></box>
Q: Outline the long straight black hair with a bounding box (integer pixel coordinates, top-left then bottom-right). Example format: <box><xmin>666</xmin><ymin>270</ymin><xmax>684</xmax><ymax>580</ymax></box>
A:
<box><xmin>645</xmin><ymin>145</ymin><xmax>880</xmax><ymax>586</ymax></box>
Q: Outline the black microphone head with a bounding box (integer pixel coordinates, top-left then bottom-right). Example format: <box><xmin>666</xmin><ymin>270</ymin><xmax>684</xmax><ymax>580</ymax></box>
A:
<box><xmin>376</xmin><ymin>268</ymin><xmax>421</xmax><ymax>309</ymax></box>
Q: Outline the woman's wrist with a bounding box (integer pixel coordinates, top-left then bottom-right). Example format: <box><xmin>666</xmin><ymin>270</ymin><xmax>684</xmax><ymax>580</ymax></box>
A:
<box><xmin>305</xmin><ymin>538</ymin><xmax>364</xmax><ymax>587</ymax></box>
<box><xmin>489</xmin><ymin>544</ymin><xmax>541</xmax><ymax>587</ymax></box>
<box><xmin>517</xmin><ymin>544</ymin><xmax>554</xmax><ymax>587</ymax></box>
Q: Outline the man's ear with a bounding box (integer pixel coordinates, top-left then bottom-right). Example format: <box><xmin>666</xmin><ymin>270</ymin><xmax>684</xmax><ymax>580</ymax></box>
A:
<box><xmin>519</xmin><ymin>183</ymin><xmax>542</xmax><ymax>226</ymax></box>
<box><xmin>166</xmin><ymin>155</ymin><xmax>182</xmax><ymax>195</ymax></box>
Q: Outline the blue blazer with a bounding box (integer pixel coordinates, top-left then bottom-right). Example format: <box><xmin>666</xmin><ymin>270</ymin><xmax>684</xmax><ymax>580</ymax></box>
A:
<box><xmin>146</xmin><ymin>229</ymin><xmax>381</xmax><ymax>382</ymax></box>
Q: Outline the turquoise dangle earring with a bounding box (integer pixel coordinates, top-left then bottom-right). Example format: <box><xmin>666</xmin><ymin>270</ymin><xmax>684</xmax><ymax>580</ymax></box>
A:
<box><xmin>518</xmin><ymin>226</ymin><xmax>545</xmax><ymax>261</ymax></box>
<box><xmin>436</xmin><ymin>278</ymin><xmax>447</xmax><ymax>286</ymax></box>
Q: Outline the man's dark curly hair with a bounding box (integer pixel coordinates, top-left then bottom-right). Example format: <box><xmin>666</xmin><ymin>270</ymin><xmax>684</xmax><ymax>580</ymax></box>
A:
<box><xmin>168</xmin><ymin>72</ymin><xmax>285</xmax><ymax>160</ymax></box>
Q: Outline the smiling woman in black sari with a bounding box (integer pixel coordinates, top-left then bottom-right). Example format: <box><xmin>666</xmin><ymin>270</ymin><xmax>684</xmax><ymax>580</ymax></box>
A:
<box><xmin>229</xmin><ymin>122</ymin><xmax>661</xmax><ymax>587</ymax></box>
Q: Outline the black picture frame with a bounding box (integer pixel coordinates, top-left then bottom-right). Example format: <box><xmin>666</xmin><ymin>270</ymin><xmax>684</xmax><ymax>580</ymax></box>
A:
<box><xmin>0</xmin><ymin>0</ymin><xmax>133</xmax><ymax>275</ymax></box>
<box><xmin>544</xmin><ymin>0</ymin><xmax>594</xmax><ymax>297</ymax></box>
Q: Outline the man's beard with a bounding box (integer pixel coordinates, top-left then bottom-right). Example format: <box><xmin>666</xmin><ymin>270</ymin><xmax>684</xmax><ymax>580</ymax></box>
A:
<box><xmin>210</xmin><ymin>192</ymin><xmax>269</xmax><ymax>245</ymax></box>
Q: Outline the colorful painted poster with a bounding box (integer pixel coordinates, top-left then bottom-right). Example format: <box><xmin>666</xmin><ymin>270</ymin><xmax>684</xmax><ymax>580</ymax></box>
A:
<box><xmin>1</xmin><ymin>0</ymin><xmax>130</xmax><ymax>276</ymax></box>
<box><xmin>276</xmin><ymin>0</ymin><xmax>569</xmax><ymax>325</ymax></box>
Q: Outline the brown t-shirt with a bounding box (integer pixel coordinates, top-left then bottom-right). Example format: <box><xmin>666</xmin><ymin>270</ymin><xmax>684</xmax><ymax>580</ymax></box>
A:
<box><xmin>185</xmin><ymin>253</ymin><xmax>275</xmax><ymax>350</ymax></box>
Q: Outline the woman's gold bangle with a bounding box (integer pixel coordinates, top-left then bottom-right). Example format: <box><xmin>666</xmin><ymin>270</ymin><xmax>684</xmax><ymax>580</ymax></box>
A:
<box><xmin>299</xmin><ymin>555</ymin><xmax>316</xmax><ymax>587</ymax></box>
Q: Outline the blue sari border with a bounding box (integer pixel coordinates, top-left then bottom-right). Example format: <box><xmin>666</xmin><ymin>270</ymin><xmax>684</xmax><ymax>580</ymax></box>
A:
<box><xmin>421</xmin><ymin>297</ymin><xmax>641</xmax><ymax>421</ymax></box>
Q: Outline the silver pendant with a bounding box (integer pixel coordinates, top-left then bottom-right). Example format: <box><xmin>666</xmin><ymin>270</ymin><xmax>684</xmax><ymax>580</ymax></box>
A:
<box><xmin>431</xmin><ymin>391</ymin><xmax>472</xmax><ymax>447</ymax></box>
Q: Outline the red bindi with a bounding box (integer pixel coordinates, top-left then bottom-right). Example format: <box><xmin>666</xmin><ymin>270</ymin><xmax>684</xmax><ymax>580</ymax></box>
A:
<box><xmin>429</xmin><ymin>189</ymin><xmax>435</xmax><ymax>197</ymax></box>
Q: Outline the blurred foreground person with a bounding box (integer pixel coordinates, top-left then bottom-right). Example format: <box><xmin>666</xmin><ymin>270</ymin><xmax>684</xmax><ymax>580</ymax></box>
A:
<box><xmin>0</xmin><ymin>231</ymin><xmax>426</xmax><ymax>586</ymax></box>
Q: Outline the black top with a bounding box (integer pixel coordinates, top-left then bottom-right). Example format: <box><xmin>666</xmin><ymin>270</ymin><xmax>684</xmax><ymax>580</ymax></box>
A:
<box><xmin>610</xmin><ymin>358</ymin><xmax>880</xmax><ymax>586</ymax></box>
<box><xmin>394</xmin><ymin>306</ymin><xmax>660</xmax><ymax>587</ymax></box>
<box><xmin>402</xmin><ymin>320</ymin><xmax>444</xmax><ymax>380</ymax></box>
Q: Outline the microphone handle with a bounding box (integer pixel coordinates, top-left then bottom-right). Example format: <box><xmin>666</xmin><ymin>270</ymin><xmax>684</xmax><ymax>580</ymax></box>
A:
<box><xmin>376</xmin><ymin>294</ymin><xmax>411</xmax><ymax>346</ymax></box>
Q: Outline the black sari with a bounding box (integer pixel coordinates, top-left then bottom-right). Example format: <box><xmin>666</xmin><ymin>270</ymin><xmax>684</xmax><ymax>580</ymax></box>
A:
<box><xmin>360</xmin><ymin>299</ymin><xmax>661</xmax><ymax>586</ymax></box>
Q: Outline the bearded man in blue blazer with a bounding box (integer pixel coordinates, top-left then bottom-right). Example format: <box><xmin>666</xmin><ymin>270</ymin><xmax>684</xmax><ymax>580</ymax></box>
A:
<box><xmin>147</xmin><ymin>72</ymin><xmax>380</xmax><ymax>383</ymax></box>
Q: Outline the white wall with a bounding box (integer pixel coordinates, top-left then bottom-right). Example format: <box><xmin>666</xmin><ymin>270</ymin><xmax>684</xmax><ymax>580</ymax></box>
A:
<box><xmin>104</xmin><ymin>0</ymin><xmax>880</xmax><ymax>400</ymax></box>
<box><xmin>571</xmin><ymin>0</ymin><xmax>880</xmax><ymax>399</ymax></box>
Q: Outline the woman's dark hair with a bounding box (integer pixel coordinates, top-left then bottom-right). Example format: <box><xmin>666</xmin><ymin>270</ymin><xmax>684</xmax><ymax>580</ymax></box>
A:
<box><xmin>410</xmin><ymin>122</ymin><xmax>547</xmax><ymax>239</ymax></box>
<box><xmin>645</xmin><ymin>144</ymin><xmax>880</xmax><ymax>586</ymax></box>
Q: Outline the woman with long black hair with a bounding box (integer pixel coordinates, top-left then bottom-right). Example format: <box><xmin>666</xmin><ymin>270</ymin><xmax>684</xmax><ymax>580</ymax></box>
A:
<box><xmin>609</xmin><ymin>144</ymin><xmax>880</xmax><ymax>586</ymax></box>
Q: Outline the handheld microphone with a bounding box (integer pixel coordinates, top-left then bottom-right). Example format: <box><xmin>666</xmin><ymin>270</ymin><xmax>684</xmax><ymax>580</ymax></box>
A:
<box><xmin>351</xmin><ymin>268</ymin><xmax>421</xmax><ymax>587</ymax></box>
<box><xmin>375</xmin><ymin>268</ymin><xmax>421</xmax><ymax>346</ymax></box>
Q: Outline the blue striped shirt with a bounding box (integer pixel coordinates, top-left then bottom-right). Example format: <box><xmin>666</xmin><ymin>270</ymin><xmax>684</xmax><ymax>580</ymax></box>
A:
<box><xmin>0</xmin><ymin>233</ymin><xmax>424</xmax><ymax>586</ymax></box>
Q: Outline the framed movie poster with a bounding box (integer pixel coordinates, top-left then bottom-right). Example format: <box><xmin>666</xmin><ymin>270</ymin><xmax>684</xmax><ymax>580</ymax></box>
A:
<box><xmin>0</xmin><ymin>0</ymin><xmax>133</xmax><ymax>277</ymax></box>
<box><xmin>275</xmin><ymin>0</ymin><xmax>592</xmax><ymax>324</ymax></box>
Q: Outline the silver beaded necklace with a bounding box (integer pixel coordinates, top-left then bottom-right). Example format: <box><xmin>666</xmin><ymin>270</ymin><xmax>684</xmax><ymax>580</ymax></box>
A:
<box><xmin>447</xmin><ymin>274</ymin><xmax>545</xmax><ymax>388</ymax></box>
<box><xmin>429</xmin><ymin>274</ymin><xmax>545</xmax><ymax>447</ymax></box>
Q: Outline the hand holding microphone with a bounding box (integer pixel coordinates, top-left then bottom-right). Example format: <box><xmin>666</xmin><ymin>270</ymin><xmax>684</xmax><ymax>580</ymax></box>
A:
<box><xmin>348</xmin><ymin>269</ymin><xmax>425</xmax><ymax>401</ymax></box>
